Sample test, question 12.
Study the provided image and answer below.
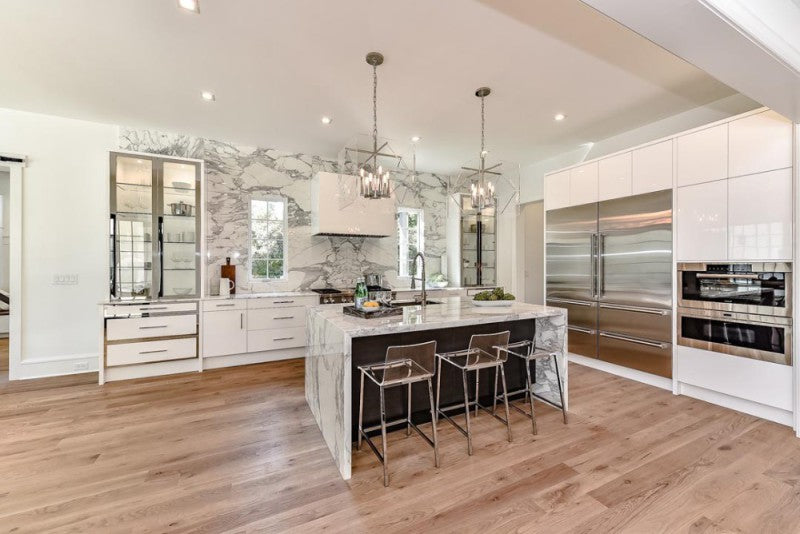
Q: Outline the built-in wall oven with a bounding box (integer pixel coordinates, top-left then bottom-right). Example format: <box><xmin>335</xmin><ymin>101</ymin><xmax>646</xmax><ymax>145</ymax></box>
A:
<box><xmin>677</xmin><ymin>263</ymin><xmax>792</xmax><ymax>365</ymax></box>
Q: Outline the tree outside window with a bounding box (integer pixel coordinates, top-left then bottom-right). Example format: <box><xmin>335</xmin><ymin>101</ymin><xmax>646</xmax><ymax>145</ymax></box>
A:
<box><xmin>250</xmin><ymin>197</ymin><xmax>287</xmax><ymax>280</ymax></box>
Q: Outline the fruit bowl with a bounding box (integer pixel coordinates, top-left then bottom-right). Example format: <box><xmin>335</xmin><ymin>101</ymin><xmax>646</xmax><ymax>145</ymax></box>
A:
<box><xmin>471</xmin><ymin>300</ymin><xmax>513</xmax><ymax>307</ymax></box>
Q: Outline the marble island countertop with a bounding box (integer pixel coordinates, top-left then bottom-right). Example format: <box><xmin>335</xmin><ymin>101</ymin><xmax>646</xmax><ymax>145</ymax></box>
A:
<box><xmin>308</xmin><ymin>297</ymin><xmax>566</xmax><ymax>338</ymax></box>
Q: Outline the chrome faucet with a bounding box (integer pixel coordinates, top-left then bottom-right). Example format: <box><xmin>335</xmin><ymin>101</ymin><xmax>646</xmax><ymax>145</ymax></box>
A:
<box><xmin>410</xmin><ymin>252</ymin><xmax>427</xmax><ymax>305</ymax></box>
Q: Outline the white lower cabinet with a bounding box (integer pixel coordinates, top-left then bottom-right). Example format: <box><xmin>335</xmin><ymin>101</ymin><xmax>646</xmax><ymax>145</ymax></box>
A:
<box><xmin>107</xmin><ymin>337</ymin><xmax>196</xmax><ymax>367</ymax></box>
<box><xmin>248</xmin><ymin>326</ymin><xmax>306</xmax><ymax>352</ymax></box>
<box><xmin>728</xmin><ymin>168</ymin><xmax>792</xmax><ymax>261</ymax></box>
<box><xmin>202</xmin><ymin>309</ymin><xmax>247</xmax><ymax>357</ymax></box>
<box><xmin>676</xmin><ymin>180</ymin><xmax>728</xmax><ymax>261</ymax></box>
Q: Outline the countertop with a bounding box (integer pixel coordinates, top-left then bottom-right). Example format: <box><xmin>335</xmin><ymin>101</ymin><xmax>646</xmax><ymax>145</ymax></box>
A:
<box><xmin>101</xmin><ymin>291</ymin><xmax>317</xmax><ymax>305</ymax></box>
<box><xmin>308</xmin><ymin>297</ymin><xmax>566</xmax><ymax>338</ymax></box>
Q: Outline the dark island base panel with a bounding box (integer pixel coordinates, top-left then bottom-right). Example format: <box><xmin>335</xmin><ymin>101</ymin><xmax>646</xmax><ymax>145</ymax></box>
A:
<box><xmin>351</xmin><ymin>320</ymin><xmax>536</xmax><ymax>441</ymax></box>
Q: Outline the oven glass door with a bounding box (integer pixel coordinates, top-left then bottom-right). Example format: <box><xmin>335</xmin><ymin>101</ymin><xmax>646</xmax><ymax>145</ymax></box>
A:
<box><xmin>681</xmin><ymin>271</ymin><xmax>786</xmax><ymax>308</ymax></box>
<box><xmin>679</xmin><ymin>314</ymin><xmax>788</xmax><ymax>364</ymax></box>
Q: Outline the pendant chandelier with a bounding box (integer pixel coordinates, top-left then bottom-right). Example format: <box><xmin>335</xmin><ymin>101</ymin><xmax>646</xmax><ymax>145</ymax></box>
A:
<box><xmin>463</xmin><ymin>87</ymin><xmax>499</xmax><ymax>211</ymax></box>
<box><xmin>358</xmin><ymin>52</ymin><xmax>392</xmax><ymax>199</ymax></box>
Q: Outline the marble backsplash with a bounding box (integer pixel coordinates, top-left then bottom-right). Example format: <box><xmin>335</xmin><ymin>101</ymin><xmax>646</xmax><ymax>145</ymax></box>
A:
<box><xmin>119</xmin><ymin>127</ymin><xmax>450</xmax><ymax>294</ymax></box>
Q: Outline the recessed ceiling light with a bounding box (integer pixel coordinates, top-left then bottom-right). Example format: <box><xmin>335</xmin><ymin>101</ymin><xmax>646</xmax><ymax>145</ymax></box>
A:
<box><xmin>178</xmin><ymin>0</ymin><xmax>200</xmax><ymax>13</ymax></box>
<box><xmin>321</xmin><ymin>116</ymin><xmax>332</xmax><ymax>125</ymax></box>
<box><xmin>411</xmin><ymin>136</ymin><xmax>421</xmax><ymax>143</ymax></box>
<box><xmin>201</xmin><ymin>91</ymin><xmax>215</xmax><ymax>102</ymax></box>
<box><xmin>554</xmin><ymin>113</ymin><xmax>566</xmax><ymax>121</ymax></box>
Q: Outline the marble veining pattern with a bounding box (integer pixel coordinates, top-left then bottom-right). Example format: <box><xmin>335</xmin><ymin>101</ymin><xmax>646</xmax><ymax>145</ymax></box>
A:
<box><xmin>304</xmin><ymin>297</ymin><xmax>567</xmax><ymax>480</ymax></box>
<box><xmin>119</xmin><ymin>127</ymin><xmax>450</xmax><ymax>294</ymax></box>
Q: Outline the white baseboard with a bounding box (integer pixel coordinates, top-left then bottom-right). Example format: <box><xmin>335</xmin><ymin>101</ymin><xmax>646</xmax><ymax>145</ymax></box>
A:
<box><xmin>677</xmin><ymin>381</ymin><xmax>793</xmax><ymax>427</ymax></box>
<box><xmin>569</xmin><ymin>353</ymin><xmax>673</xmax><ymax>391</ymax></box>
<box><xmin>202</xmin><ymin>347</ymin><xmax>306</xmax><ymax>370</ymax></box>
<box><xmin>13</xmin><ymin>352</ymin><xmax>99</xmax><ymax>380</ymax></box>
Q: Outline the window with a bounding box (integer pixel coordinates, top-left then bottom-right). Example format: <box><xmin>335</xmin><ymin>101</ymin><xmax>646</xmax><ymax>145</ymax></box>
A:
<box><xmin>250</xmin><ymin>196</ymin><xmax>288</xmax><ymax>280</ymax></box>
<box><xmin>397</xmin><ymin>207</ymin><xmax>424</xmax><ymax>278</ymax></box>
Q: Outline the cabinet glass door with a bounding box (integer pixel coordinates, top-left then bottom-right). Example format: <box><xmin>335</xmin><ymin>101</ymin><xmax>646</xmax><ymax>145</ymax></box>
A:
<box><xmin>160</xmin><ymin>160</ymin><xmax>200</xmax><ymax>298</ymax></box>
<box><xmin>460</xmin><ymin>195</ymin><xmax>497</xmax><ymax>286</ymax></box>
<box><xmin>111</xmin><ymin>156</ymin><xmax>154</xmax><ymax>298</ymax></box>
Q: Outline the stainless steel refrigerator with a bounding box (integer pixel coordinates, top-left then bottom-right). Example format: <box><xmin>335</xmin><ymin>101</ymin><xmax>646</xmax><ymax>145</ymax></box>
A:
<box><xmin>546</xmin><ymin>190</ymin><xmax>673</xmax><ymax>377</ymax></box>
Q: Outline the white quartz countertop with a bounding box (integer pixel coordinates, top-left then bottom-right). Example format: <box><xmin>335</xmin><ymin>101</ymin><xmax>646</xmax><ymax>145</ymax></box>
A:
<box><xmin>202</xmin><ymin>291</ymin><xmax>318</xmax><ymax>300</ymax></box>
<box><xmin>308</xmin><ymin>297</ymin><xmax>566</xmax><ymax>338</ymax></box>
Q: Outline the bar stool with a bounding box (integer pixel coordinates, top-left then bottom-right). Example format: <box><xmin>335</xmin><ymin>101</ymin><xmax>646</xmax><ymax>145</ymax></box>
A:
<box><xmin>435</xmin><ymin>331</ymin><xmax>512</xmax><ymax>455</ymax></box>
<box><xmin>494</xmin><ymin>340</ymin><xmax>567</xmax><ymax>435</ymax></box>
<box><xmin>357</xmin><ymin>340</ymin><xmax>439</xmax><ymax>487</ymax></box>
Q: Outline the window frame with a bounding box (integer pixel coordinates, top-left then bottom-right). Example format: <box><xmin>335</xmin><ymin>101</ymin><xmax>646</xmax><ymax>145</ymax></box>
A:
<box><xmin>248</xmin><ymin>194</ymin><xmax>289</xmax><ymax>281</ymax></box>
<box><xmin>397</xmin><ymin>206</ymin><xmax>425</xmax><ymax>278</ymax></box>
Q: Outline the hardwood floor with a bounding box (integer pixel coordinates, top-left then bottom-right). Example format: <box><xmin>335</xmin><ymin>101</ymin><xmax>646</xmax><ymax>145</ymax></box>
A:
<box><xmin>1</xmin><ymin>360</ymin><xmax>799</xmax><ymax>533</ymax></box>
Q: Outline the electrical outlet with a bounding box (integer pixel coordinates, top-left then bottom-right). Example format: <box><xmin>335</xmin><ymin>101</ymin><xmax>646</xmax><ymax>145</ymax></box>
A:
<box><xmin>74</xmin><ymin>361</ymin><xmax>89</xmax><ymax>372</ymax></box>
<box><xmin>53</xmin><ymin>274</ymin><xmax>80</xmax><ymax>286</ymax></box>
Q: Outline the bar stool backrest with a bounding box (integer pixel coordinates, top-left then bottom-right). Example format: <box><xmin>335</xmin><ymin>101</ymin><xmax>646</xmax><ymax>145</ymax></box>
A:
<box><xmin>468</xmin><ymin>331</ymin><xmax>511</xmax><ymax>364</ymax></box>
<box><xmin>385</xmin><ymin>340</ymin><xmax>438</xmax><ymax>374</ymax></box>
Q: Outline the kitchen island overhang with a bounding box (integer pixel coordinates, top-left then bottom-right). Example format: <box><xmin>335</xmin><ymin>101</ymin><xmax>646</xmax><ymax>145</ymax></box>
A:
<box><xmin>305</xmin><ymin>297</ymin><xmax>568</xmax><ymax>479</ymax></box>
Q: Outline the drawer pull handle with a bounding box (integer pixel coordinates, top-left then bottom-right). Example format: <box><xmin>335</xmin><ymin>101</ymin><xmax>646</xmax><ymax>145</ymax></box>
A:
<box><xmin>274</xmin><ymin>300</ymin><xmax>294</xmax><ymax>304</ymax></box>
<box><xmin>599</xmin><ymin>303</ymin><xmax>669</xmax><ymax>315</ymax></box>
<box><xmin>599</xmin><ymin>332</ymin><xmax>666</xmax><ymax>349</ymax></box>
<box><xmin>216</xmin><ymin>303</ymin><xmax>236</xmax><ymax>307</ymax></box>
<box><xmin>274</xmin><ymin>316</ymin><xmax>295</xmax><ymax>320</ymax></box>
<box><xmin>273</xmin><ymin>336</ymin><xmax>294</xmax><ymax>341</ymax></box>
<box><xmin>142</xmin><ymin>306</ymin><xmax>168</xmax><ymax>311</ymax></box>
<box><xmin>139</xmin><ymin>325</ymin><xmax>168</xmax><ymax>329</ymax></box>
<box><xmin>139</xmin><ymin>349</ymin><xmax>168</xmax><ymax>355</ymax></box>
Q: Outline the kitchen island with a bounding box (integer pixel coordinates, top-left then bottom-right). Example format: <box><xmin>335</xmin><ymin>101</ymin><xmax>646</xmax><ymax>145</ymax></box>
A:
<box><xmin>305</xmin><ymin>297</ymin><xmax>568</xmax><ymax>479</ymax></box>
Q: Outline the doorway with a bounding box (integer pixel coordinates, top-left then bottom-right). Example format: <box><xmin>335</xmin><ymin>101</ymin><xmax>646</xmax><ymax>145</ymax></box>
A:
<box><xmin>522</xmin><ymin>201</ymin><xmax>544</xmax><ymax>304</ymax></box>
<box><xmin>0</xmin><ymin>169</ymin><xmax>8</xmax><ymax>383</ymax></box>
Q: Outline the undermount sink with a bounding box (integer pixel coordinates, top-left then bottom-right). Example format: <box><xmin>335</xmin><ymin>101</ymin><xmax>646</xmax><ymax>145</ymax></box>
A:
<box><xmin>391</xmin><ymin>300</ymin><xmax>441</xmax><ymax>307</ymax></box>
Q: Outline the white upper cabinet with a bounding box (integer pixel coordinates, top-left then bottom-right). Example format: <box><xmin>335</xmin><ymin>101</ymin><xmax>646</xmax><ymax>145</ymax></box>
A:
<box><xmin>676</xmin><ymin>180</ymin><xmax>728</xmax><ymax>261</ymax></box>
<box><xmin>728</xmin><ymin>168</ymin><xmax>793</xmax><ymax>261</ymax></box>
<box><xmin>728</xmin><ymin>110</ymin><xmax>793</xmax><ymax>178</ymax></box>
<box><xmin>544</xmin><ymin>170</ymin><xmax>570</xmax><ymax>210</ymax></box>
<box><xmin>677</xmin><ymin>124</ymin><xmax>728</xmax><ymax>187</ymax></box>
<box><xmin>632</xmin><ymin>140</ymin><xmax>673</xmax><ymax>194</ymax></box>
<box><xmin>569</xmin><ymin>162</ymin><xmax>599</xmax><ymax>206</ymax></box>
<box><xmin>598</xmin><ymin>152</ymin><xmax>632</xmax><ymax>201</ymax></box>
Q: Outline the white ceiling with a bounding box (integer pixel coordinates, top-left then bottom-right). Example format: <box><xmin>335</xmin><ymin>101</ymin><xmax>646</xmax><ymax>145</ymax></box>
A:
<box><xmin>0</xmin><ymin>0</ymin><xmax>740</xmax><ymax>174</ymax></box>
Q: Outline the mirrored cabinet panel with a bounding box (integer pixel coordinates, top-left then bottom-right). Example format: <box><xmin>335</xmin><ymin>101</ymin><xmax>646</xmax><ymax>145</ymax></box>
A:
<box><xmin>460</xmin><ymin>194</ymin><xmax>496</xmax><ymax>286</ymax></box>
<box><xmin>110</xmin><ymin>153</ymin><xmax>201</xmax><ymax>299</ymax></box>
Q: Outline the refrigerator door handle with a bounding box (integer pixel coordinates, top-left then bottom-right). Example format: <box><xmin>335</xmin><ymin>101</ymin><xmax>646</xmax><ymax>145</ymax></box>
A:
<box><xmin>157</xmin><ymin>216</ymin><xmax>164</xmax><ymax>298</ymax></box>
<box><xmin>548</xmin><ymin>297</ymin><xmax>595</xmax><ymax>307</ymax></box>
<box><xmin>598</xmin><ymin>233</ymin><xmax>605</xmax><ymax>297</ymax></box>
<box><xmin>590</xmin><ymin>233</ymin><xmax>598</xmax><ymax>298</ymax></box>
<box><xmin>568</xmin><ymin>325</ymin><xmax>596</xmax><ymax>335</ymax></box>
<box><xmin>599</xmin><ymin>331</ymin><xmax>667</xmax><ymax>349</ymax></box>
<box><xmin>599</xmin><ymin>303</ymin><xmax>670</xmax><ymax>316</ymax></box>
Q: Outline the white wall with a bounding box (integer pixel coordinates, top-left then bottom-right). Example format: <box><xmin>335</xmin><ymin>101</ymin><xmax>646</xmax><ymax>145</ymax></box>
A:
<box><xmin>0</xmin><ymin>171</ymin><xmax>9</xmax><ymax>292</ymax></box>
<box><xmin>0</xmin><ymin>109</ymin><xmax>116</xmax><ymax>378</ymax></box>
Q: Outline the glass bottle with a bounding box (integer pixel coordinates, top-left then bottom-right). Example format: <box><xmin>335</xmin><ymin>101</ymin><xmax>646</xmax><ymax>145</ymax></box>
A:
<box><xmin>354</xmin><ymin>277</ymin><xmax>368</xmax><ymax>309</ymax></box>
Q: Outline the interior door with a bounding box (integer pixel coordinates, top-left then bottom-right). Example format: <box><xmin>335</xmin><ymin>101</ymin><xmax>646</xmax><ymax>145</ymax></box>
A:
<box><xmin>546</xmin><ymin>203</ymin><xmax>598</xmax><ymax>302</ymax></box>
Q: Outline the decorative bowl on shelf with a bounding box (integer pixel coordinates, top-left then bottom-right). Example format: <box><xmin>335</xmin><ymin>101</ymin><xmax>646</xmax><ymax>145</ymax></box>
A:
<box><xmin>427</xmin><ymin>280</ymin><xmax>449</xmax><ymax>289</ymax></box>
<box><xmin>173</xmin><ymin>287</ymin><xmax>193</xmax><ymax>296</ymax></box>
<box><xmin>172</xmin><ymin>181</ymin><xmax>192</xmax><ymax>190</ymax></box>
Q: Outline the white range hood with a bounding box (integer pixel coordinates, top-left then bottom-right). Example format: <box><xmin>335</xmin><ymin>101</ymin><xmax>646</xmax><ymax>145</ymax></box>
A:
<box><xmin>311</xmin><ymin>171</ymin><xmax>395</xmax><ymax>237</ymax></box>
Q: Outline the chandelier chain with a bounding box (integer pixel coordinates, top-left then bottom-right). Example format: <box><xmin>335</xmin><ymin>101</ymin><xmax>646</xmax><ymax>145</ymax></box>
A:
<box><xmin>480</xmin><ymin>94</ymin><xmax>485</xmax><ymax>155</ymax></box>
<box><xmin>372</xmin><ymin>63</ymin><xmax>378</xmax><ymax>153</ymax></box>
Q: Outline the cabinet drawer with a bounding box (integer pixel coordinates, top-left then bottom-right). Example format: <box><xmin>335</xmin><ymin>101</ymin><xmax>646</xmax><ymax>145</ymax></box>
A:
<box><xmin>107</xmin><ymin>337</ymin><xmax>196</xmax><ymax>366</ymax></box>
<box><xmin>202</xmin><ymin>299</ymin><xmax>247</xmax><ymax>312</ymax></box>
<box><xmin>247</xmin><ymin>296</ymin><xmax>317</xmax><ymax>309</ymax></box>
<box><xmin>248</xmin><ymin>307</ymin><xmax>306</xmax><ymax>330</ymax></box>
<box><xmin>247</xmin><ymin>326</ymin><xmax>306</xmax><ymax>352</ymax></box>
<box><xmin>107</xmin><ymin>314</ymin><xmax>197</xmax><ymax>341</ymax></box>
<box><xmin>106</xmin><ymin>301</ymin><xmax>197</xmax><ymax>317</ymax></box>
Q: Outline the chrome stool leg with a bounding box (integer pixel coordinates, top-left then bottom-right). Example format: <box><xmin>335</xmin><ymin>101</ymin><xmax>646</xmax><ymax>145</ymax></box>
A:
<box><xmin>435</xmin><ymin>356</ymin><xmax>443</xmax><ymax>426</ymax></box>
<box><xmin>492</xmin><ymin>366</ymin><xmax>499</xmax><ymax>415</ymax></box>
<box><xmin>358</xmin><ymin>369</ymin><xmax>365</xmax><ymax>451</ymax></box>
<box><xmin>474</xmin><ymin>369</ymin><xmax>480</xmax><ymax>418</ymax></box>
<box><xmin>525</xmin><ymin>358</ymin><xmax>538</xmax><ymax>435</ymax></box>
<box><xmin>426</xmin><ymin>377</ymin><xmax>440</xmax><ymax>467</ymax></box>
<box><xmin>461</xmin><ymin>368</ymin><xmax>473</xmax><ymax>455</ymax></box>
<box><xmin>379</xmin><ymin>385</ymin><xmax>389</xmax><ymax>487</ymax></box>
<box><xmin>406</xmin><ymin>382</ymin><xmax>412</xmax><ymax>437</ymax></box>
<box><xmin>553</xmin><ymin>353</ymin><xmax>568</xmax><ymax>424</ymax></box>
<box><xmin>499</xmin><ymin>364</ymin><xmax>512</xmax><ymax>443</ymax></box>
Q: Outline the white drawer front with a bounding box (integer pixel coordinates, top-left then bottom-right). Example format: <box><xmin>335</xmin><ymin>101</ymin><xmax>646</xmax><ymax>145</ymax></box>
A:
<box><xmin>247</xmin><ymin>296</ymin><xmax>317</xmax><ymax>309</ymax></box>
<box><xmin>107</xmin><ymin>337</ymin><xmax>197</xmax><ymax>366</ymax></box>
<box><xmin>106</xmin><ymin>302</ymin><xmax>197</xmax><ymax>317</ymax></box>
<box><xmin>248</xmin><ymin>307</ymin><xmax>306</xmax><ymax>330</ymax></box>
<box><xmin>202</xmin><ymin>299</ymin><xmax>247</xmax><ymax>312</ymax></box>
<box><xmin>107</xmin><ymin>314</ymin><xmax>197</xmax><ymax>341</ymax></box>
<box><xmin>247</xmin><ymin>326</ymin><xmax>306</xmax><ymax>352</ymax></box>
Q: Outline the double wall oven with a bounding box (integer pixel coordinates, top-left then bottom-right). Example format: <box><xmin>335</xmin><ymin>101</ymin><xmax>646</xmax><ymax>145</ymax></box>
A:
<box><xmin>677</xmin><ymin>263</ymin><xmax>792</xmax><ymax>365</ymax></box>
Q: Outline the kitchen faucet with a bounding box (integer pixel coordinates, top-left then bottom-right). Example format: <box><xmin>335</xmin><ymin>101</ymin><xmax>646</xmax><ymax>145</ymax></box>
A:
<box><xmin>410</xmin><ymin>252</ymin><xmax>427</xmax><ymax>306</ymax></box>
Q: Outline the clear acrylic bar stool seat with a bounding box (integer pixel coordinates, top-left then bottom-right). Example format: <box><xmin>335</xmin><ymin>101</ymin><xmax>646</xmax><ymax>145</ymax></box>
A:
<box><xmin>495</xmin><ymin>340</ymin><xmax>568</xmax><ymax>435</ymax></box>
<box><xmin>357</xmin><ymin>340</ymin><xmax>440</xmax><ymax>487</ymax></box>
<box><xmin>435</xmin><ymin>331</ymin><xmax>512</xmax><ymax>456</ymax></box>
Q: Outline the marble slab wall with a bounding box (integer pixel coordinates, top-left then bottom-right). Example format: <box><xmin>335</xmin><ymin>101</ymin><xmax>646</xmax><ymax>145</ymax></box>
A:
<box><xmin>119</xmin><ymin>128</ymin><xmax>450</xmax><ymax>294</ymax></box>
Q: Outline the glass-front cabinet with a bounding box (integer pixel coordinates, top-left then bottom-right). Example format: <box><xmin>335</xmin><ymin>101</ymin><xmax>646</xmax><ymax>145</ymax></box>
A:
<box><xmin>460</xmin><ymin>194</ymin><xmax>496</xmax><ymax>286</ymax></box>
<box><xmin>110</xmin><ymin>153</ymin><xmax>201</xmax><ymax>299</ymax></box>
